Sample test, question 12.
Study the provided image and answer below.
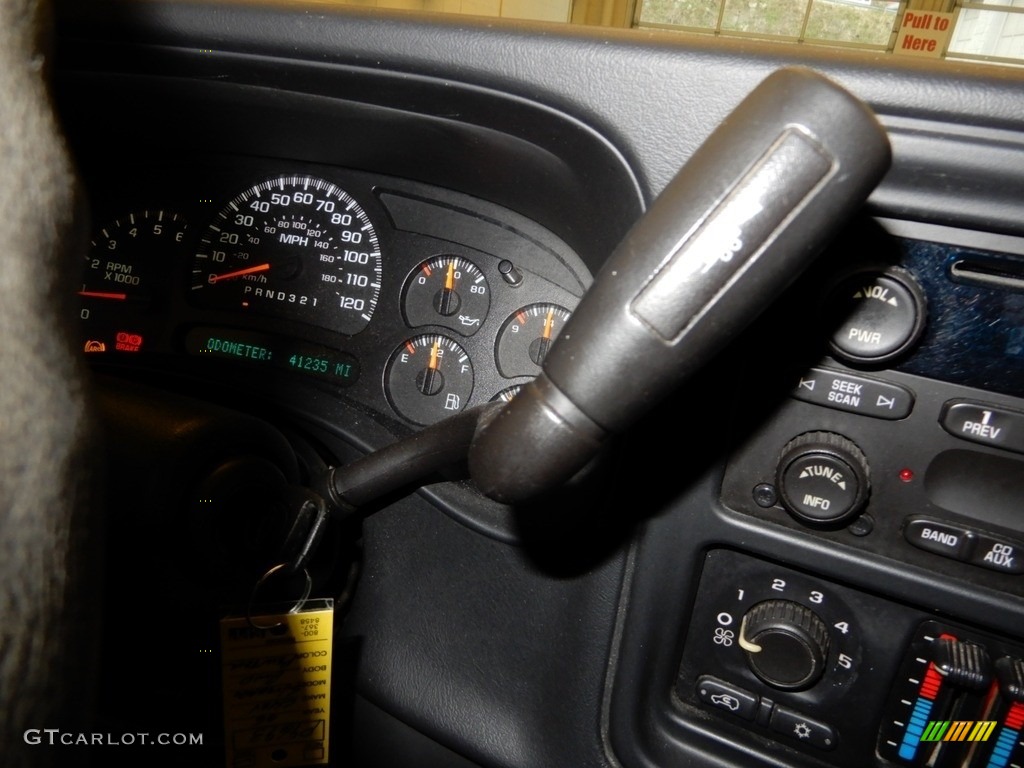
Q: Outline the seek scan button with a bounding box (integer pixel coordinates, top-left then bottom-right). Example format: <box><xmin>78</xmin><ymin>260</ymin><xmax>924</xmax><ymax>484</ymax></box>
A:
<box><xmin>904</xmin><ymin>517</ymin><xmax>970</xmax><ymax>560</ymax></box>
<box><xmin>792</xmin><ymin>368</ymin><xmax>913</xmax><ymax>420</ymax></box>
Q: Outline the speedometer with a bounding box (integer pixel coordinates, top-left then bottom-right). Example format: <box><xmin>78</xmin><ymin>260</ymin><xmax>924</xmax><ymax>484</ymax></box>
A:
<box><xmin>191</xmin><ymin>175</ymin><xmax>382</xmax><ymax>335</ymax></box>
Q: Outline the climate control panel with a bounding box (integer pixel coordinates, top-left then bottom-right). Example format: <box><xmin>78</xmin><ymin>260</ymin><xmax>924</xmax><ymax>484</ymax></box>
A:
<box><xmin>879</xmin><ymin>621</ymin><xmax>1024</xmax><ymax>768</ymax></box>
<box><xmin>677</xmin><ymin>551</ymin><xmax>1024</xmax><ymax>767</ymax></box>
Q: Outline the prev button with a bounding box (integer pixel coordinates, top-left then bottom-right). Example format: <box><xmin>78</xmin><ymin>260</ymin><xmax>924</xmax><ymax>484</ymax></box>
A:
<box><xmin>940</xmin><ymin>401</ymin><xmax>1024</xmax><ymax>454</ymax></box>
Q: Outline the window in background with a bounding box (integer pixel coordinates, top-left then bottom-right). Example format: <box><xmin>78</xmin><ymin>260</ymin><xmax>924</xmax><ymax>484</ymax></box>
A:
<box><xmin>329</xmin><ymin>0</ymin><xmax>571</xmax><ymax>22</ymax></box>
<box><xmin>638</xmin><ymin>0</ymin><xmax>901</xmax><ymax>48</ymax></box>
<box><xmin>804</xmin><ymin>0</ymin><xmax>899</xmax><ymax>46</ymax></box>
<box><xmin>720</xmin><ymin>0</ymin><xmax>808</xmax><ymax>39</ymax></box>
<box><xmin>948</xmin><ymin>1</ymin><xmax>1024</xmax><ymax>63</ymax></box>
<box><xmin>325</xmin><ymin>0</ymin><xmax>1024</xmax><ymax>65</ymax></box>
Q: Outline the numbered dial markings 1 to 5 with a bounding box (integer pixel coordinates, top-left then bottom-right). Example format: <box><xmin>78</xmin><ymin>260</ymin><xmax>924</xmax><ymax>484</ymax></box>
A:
<box><xmin>191</xmin><ymin>176</ymin><xmax>382</xmax><ymax>335</ymax></box>
<box><xmin>386</xmin><ymin>334</ymin><xmax>474</xmax><ymax>426</ymax></box>
<box><xmin>711</xmin><ymin>576</ymin><xmax>860</xmax><ymax>687</ymax></box>
<box><xmin>402</xmin><ymin>256</ymin><xmax>490</xmax><ymax>336</ymax></box>
<box><xmin>80</xmin><ymin>210</ymin><xmax>188</xmax><ymax>354</ymax></box>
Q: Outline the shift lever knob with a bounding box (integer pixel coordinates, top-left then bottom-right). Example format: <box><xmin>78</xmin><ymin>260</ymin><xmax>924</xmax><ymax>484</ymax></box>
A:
<box><xmin>470</xmin><ymin>68</ymin><xmax>891</xmax><ymax>503</ymax></box>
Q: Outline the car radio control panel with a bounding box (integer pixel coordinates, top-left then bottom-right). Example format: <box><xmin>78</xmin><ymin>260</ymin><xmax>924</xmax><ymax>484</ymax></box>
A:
<box><xmin>694</xmin><ymin>218</ymin><xmax>1024</xmax><ymax>766</ymax></box>
<box><xmin>721</xmin><ymin>218</ymin><xmax>1024</xmax><ymax>592</ymax></box>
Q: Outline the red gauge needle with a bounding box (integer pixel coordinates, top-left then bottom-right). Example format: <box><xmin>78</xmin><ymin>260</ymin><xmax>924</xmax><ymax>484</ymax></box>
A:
<box><xmin>207</xmin><ymin>263</ymin><xmax>271</xmax><ymax>283</ymax></box>
<box><xmin>78</xmin><ymin>290</ymin><xmax>127</xmax><ymax>300</ymax></box>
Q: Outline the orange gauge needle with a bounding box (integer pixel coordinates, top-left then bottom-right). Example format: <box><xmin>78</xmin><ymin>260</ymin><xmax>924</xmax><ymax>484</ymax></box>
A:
<box><xmin>435</xmin><ymin>261</ymin><xmax>459</xmax><ymax>316</ymax></box>
<box><xmin>418</xmin><ymin>339</ymin><xmax>443</xmax><ymax>396</ymax></box>
<box><xmin>78</xmin><ymin>290</ymin><xmax>127</xmax><ymax>300</ymax></box>
<box><xmin>207</xmin><ymin>263</ymin><xmax>271</xmax><ymax>284</ymax></box>
<box><xmin>533</xmin><ymin>308</ymin><xmax>557</xmax><ymax>367</ymax></box>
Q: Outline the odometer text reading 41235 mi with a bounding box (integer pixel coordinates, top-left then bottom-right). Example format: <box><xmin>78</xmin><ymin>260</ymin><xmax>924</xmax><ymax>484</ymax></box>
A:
<box><xmin>191</xmin><ymin>176</ymin><xmax>382</xmax><ymax>335</ymax></box>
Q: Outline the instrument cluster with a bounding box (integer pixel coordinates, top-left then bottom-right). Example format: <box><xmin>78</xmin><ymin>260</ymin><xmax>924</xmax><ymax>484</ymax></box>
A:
<box><xmin>78</xmin><ymin>154</ymin><xmax>590</xmax><ymax>428</ymax></box>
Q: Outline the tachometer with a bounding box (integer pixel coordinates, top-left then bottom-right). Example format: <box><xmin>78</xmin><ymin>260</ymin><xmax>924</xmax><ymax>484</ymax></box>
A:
<box><xmin>80</xmin><ymin>209</ymin><xmax>188</xmax><ymax>354</ymax></box>
<box><xmin>191</xmin><ymin>176</ymin><xmax>382</xmax><ymax>335</ymax></box>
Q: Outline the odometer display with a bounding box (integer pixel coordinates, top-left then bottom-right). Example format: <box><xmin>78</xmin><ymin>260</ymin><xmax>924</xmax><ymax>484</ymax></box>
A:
<box><xmin>191</xmin><ymin>176</ymin><xmax>382</xmax><ymax>335</ymax></box>
<box><xmin>185</xmin><ymin>326</ymin><xmax>360</xmax><ymax>387</ymax></box>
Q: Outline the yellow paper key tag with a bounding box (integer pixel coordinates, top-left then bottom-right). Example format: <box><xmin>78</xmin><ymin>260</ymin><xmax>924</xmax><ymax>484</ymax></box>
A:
<box><xmin>220</xmin><ymin>598</ymin><xmax>334</xmax><ymax>768</ymax></box>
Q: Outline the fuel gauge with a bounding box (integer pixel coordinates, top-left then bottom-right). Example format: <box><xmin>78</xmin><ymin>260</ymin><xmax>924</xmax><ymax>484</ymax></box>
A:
<box><xmin>495</xmin><ymin>303</ymin><xmax>571</xmax><ymax>378</ymax></box>
<box><xmin>385</xmin><ymin>334</ymin><xmax>474</xmax><ymax>425</ymax></box>
<box><xmin>402</xmin><ymin>256</ymin><xmax>490</xmax><ymax>336</ymax></box>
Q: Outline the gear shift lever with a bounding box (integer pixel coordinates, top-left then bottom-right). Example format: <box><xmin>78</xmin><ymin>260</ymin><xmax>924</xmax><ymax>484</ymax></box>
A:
<box><xmin>316</xmin><ymin>68</ymin><xmax>890</xmax><ymax>513</ymax></box>
<box><xmin>468</xmin><ymin>67</ymin><xmax>891</xmax><ymax>503</ymax></box>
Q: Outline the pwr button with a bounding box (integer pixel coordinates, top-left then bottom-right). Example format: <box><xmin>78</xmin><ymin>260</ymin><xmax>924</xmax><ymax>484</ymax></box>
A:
<box><xmin>826</xmin><ymin>270</ymin><xmax>925</xmax><ymax>365</ymax></box>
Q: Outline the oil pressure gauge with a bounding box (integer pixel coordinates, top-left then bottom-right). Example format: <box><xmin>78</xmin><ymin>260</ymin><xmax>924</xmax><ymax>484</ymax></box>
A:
<box><xmin>385</xmin><ymin>334</ymin><xmax>474</xmax><ymax>425</ymax></box>
<box><xmin>402</xmin><ymin>256</ymin><xmax>490</xmax><ymax>335</ymax></box>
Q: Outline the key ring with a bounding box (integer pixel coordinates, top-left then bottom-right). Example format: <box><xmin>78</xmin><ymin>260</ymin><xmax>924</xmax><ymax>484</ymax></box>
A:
<box><xmin>246</xmin><ymin>562</ymin><xmax>313</xmax><ymax>630</ymax></box>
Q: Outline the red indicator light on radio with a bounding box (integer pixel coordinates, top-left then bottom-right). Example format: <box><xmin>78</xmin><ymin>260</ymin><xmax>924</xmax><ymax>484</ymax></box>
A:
<box><xmin>899</xmin><ymin>468</ymin><xmax>915</xmax><ymax>483</ymax></box>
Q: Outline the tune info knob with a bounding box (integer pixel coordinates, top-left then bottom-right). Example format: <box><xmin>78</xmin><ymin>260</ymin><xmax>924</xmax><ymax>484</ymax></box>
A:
<box><xmin>739</xmin><ymin>600</ymin><xmax>831</xmax><ymax>691</ymax></box>
<box><xmin>776</xmin><ymin>431</ymin><xmax>870</xmax><ymax>526</ymax></box>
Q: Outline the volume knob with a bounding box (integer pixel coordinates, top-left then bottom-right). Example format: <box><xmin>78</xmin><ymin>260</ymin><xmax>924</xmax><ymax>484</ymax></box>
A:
<box><xmin>739</xmin><ymin>600</ymin><xmax>831</xmax><ymax>691</ymax></box>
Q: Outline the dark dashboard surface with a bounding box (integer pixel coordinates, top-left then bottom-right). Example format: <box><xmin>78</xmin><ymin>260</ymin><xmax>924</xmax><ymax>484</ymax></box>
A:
<box><xmin>47</xmin><ymin>3</ymin><xmax>1024</xmax><ymax>768</ymax></box>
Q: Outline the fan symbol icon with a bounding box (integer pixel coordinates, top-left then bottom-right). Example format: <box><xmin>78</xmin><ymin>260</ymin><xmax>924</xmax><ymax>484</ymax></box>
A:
<box><xmin>713</xmin><ymin>628</ymin><xmax>734</xmax><ymax>646</ymax></box>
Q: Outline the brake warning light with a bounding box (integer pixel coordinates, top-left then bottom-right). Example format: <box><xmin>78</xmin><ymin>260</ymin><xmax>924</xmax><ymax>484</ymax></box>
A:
<box><xmin>114</xmin><ymin>332</ymin><xmax>144</xmax><ymax>352</ymax></box>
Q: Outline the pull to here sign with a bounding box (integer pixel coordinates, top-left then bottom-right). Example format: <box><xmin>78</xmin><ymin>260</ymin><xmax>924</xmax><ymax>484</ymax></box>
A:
<box><xmin>895</xmin><ymin>11</ymin><xmax>955</xmax><ymax>58</ymax></box>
